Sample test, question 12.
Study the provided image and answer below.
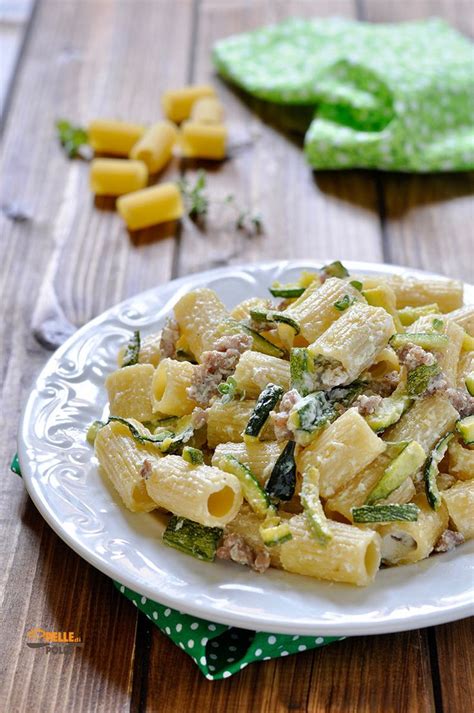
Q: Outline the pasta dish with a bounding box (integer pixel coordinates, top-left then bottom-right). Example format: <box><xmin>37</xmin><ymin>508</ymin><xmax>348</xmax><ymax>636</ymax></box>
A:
<box><xmin>88</xmin><ymin>262</ymin><xmax>474</xmax><ymax>586</ymax></box>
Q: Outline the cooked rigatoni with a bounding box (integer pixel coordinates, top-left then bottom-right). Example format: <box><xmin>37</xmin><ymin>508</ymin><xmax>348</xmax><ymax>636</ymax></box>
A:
<box><xmin>106</xmin><ymin>363</ymin><xmax>156</xmax><ymax>422</ymax></box>
<box><xmin>448</xmin><ymin>439</ymin><xmax>474</xmax><ymax>480</ymax></box>
<box><xmin>277</xmin><ymin>278</ymin><xmax>365</xmax><ymax>346</ymax></box>
<box><xmin>144</xmin><ymin>455</ymin><xmax>242</xmax><ymax>527</ymax></box>
<box><xmin>151</xmin><ymin>358</ymin><xmax>197</xmax><ymax>416</ymax></box>
<box><xmin>279</xmin><ymin>514</ymin><xmax>381</xmax><ymax>586</ymax></box>
<box><xmin>377</xmin><ymin>493</ymin><xmax>449</xmax><ymax>565</ymax></box>
<box><xmin>212</xmin><ymin>441</ymin><xmax>284</xmax><ymax>486</ymax></box>
<box><xmin>442</xmin><ymin>481</ymin><xmax>474</xmax><ymax>539</ymax></box>
<box><xmin>233</xmin><ymin>351</ymin><xmax>290</xmax><ymax>397</ymax></box>
<box><xmin>447</xmin><ymin>304</ymin><xmax>474</xmax><ymax>336</ymax></box>
<box><xmin>297</xmin><ymin>409</ymin><xmax>386</xmax><ymax>498</ymax></box>
<box><xmin>361</xmin><ymin>274</ymin><xmax>463</xmax><ymax>312</ymax></box>
<box><xmin>308</xmin><ymin>303</ymin><xmax>395</xmax><ymax>386</ymax></box>
<box><xmin>384</xmin><ymin>394</ymin><xmax>459</xmax><ymax>453</ymax></box>
<box><xmin>174</xmin><ymin>287</ymin><xmax>229</xmax><ymax>360</ymax></box>
<box><xmin>207</xmin><ymin>399</ymin><xmax>275</xmax><ymax>448</ymax></box>
<box><xmin>95</xmin><ymin>419</ymin><xmax>158</xmax><ymax>512</ymax></box>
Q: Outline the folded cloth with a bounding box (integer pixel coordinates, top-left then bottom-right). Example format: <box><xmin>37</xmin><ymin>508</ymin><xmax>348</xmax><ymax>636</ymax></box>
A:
<box><xmin>213</xmin><ymin>17</ymin><xmax>474</xmax><ymax>172</ymax></box>
<box><xmin>11</xmin><ymin>456</ymin><xmax>343</xmax><ymax>680</ymax></box>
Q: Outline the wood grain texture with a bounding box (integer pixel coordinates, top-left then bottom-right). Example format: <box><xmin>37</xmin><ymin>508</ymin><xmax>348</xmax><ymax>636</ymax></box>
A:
<box><xmin>1</xmin><ymin>0</ymin><xmax>473</xmax><ymax>711</ymax></box>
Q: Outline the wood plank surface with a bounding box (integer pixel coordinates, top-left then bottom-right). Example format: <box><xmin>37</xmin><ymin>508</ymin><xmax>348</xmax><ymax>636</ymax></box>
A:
<box><xmin>0</xmin><ymin>0</ymin><xmax>472</xmax><ymax>712</ymax></box>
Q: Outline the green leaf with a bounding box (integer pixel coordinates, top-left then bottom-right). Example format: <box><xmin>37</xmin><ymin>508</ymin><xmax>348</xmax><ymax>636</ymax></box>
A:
<box><xmin>56</xmin><ymin>119</ymin><xmax>89</xmax><ymax>158</ymax></box>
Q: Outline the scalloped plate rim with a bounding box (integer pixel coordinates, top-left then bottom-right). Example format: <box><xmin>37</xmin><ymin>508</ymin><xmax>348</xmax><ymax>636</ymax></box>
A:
<box><xmin>18</xmin><ymin>260</ymin><xmax>474</xmax><ymax>636</ymax></box>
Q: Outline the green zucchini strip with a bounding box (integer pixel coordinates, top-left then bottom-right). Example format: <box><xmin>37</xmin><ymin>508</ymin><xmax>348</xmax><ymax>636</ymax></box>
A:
<box><xmin>466</xmin><ymin>372</ymin><xmax>474</xmax><ymax>396</ymax></box>
<box><xmin>259</xmin><ymin>507</ymin><xmax>292</xmax><ymax>546</ymax></box>
<box><xmin>163</xmin><ymin>515</ymin><xmax>223</xmax><ymax>562</ymax></box>
<box><xmin>300</xmin><ymin>467</ymin><xmax>332</xmax><ymax>543</ymax></box>
<box><xmin>244</xmin><ymin>383</ymin><xmax>284</xmax><ymax>441</ymax></box>
<box><xmin>456</xmin><ymin>416</ymin><xmax>474</xmax><ymax>446</ymax></box>
<box><xmin>320</xmin><ymin>260</ymin><xmax>349</xmax><ymax>279</ymax></box>
<box><xmin>86</xmin><ymin>420</ymin><xmax>106</xmax><ymax>445</ymax></box>
<box><xmin>182</xmin><ymin>446</ymin><xmax>204</xmax><ymax>465</ymax></box>
<box><xmin>398</xmin><ymin>304</ymin><xmax>440</xmax><ymax>326</ymax></box>
<box><xmin>108</xmin><ymin>415</ymin><xmax>193</xmax><ymax>453</ymax></box>
<box><xmin>265</xmin><ymin>441</ymin><xmax>297</xmax><ymax>501</ymax></box>
<box><xmin>122</xmin><ymin>330</ymin><xmax>141</xmax><ymax>367</ymax></box>
<box><xmin>366</xmin><ymin>441</ymin><xmax>426</xmax><ymax>505</ymax></box>
<box><xmin>290</xmin><ymin>347</ymin><xmax>314</xmax><ymax>396</ymax></box>
<box><xmin>390</xmin><ymin>333</ymin><xmax>448</xmax><ymax>351</ymax></box>
<box><xmin>219</xmin><ymin>455</ymin><xmax>270</xmax><ymax>517</ymax></box>
<box><xmin>365</xmin><ymin>394</ymin><xmax>412</xmax><ymax>432</ymax></box>
<box><xmin>333</xmin><ymin>294</ymin><xmax>356</xmax><ymax>312</ymax></box>
<box><xmin>269</xmin><ymin>284</ymin><xmax>306</xmax><ymax>299</ymax></box>
<box><xmin>288</xmin><ymin>391</ymin><xmax>335</xmax><ymax>446</ymax></box>
<box><xmin>249</xmin><ymin>308</ymin><xmax>300</xmax><ymax>334</ymax></box>
<box><xmin>406</xmin><ymin>363</ymin><xmax>441</xmax><ymax>397</ymax></box>
<box><xmin>219</xmin><ymin>318</ymin><xmax>284</xmax><ymax>358</ymax></box>
<box><xmin>424</xmin><ymin>432</ymin><xmax>454</xmax><ymax>510</ymax></box>
<box><xmin>352</xmin><ymin>503</ymin><xmax>420</xmax><ymax>523</ymax></box>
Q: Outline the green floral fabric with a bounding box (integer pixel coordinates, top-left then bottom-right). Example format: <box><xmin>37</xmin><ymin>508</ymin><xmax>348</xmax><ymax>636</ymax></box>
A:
<box><xmin>11</xmin><ymin>456</ymin><xmax>342</xmax><ymax>680</ymax></box>
<box><xmin>115</xmin><ymin>582</ymin><xmax>343</xmax><ymax>680</ymax></box>
<box><xmin>213</xmin><ymin>17</ymin><xmax>474</xmax><ymax>171</ymax></box>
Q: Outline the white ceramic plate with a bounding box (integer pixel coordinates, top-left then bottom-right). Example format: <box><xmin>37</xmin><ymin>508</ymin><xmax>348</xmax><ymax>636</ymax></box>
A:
<box><xmin>18</xmin><ymin>261</ymin><xmax>474</xmax><ymax>635</ymax></box>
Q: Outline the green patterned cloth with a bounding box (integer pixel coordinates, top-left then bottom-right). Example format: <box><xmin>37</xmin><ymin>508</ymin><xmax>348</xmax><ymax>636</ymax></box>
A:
<box><xmin>213</xmin><ymin>17</ymin><xmax>474</xmax><ymax>171</ymax></box>
<box><xmin>115</xmin><ymin>582</ymin><xmax>342</xmax><ymax>680</ymax></box>
<box><xmin>11</xmin><ymin>456</ymin><xmax>341</xmax><ymax>680</ymax></box>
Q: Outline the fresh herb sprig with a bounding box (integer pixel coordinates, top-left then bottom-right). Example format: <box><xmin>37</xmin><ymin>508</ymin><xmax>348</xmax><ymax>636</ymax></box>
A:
<box><xmin>177</xmin><ymin>170</ymin><xmax>209</xmax><ymax>219</ymax></box>
<box><xmin>56</xmin><ymin>119</ymin><xmax>90</xmax><ymax>159</ymax></box>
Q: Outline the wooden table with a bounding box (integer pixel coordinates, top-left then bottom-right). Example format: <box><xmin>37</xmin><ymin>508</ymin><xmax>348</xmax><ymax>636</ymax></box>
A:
<box><xmin>1</xmin><ymin>1</ymin><xmax>473</xmax><ymax>711</ymax></box>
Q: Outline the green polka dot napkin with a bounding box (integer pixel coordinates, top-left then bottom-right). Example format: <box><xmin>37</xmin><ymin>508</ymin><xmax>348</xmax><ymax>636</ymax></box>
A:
<box><xmin>213</xmin><ymin>17</ymin><xmax>474</xmax><ymax>172</ymax></box>
<box><xmin>115</xmin><ymin>582</ymin><xmax>343</xmax><ymax>680</ymax></box>
<box><xmin>11</xmin><ymin>457</ymin><xmax>341</xmax><ymax>680</ymax></box>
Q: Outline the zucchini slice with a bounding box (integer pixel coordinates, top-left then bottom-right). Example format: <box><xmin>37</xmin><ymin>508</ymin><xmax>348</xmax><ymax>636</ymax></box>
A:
<box><xmin>390</xmin><ymin>333</ymin><xmax>449</xmax><ymax>351</ymax></box>
<box><xmin>333</xmin><ymin>294</ymin><xmax>356</xmax><ymax>312</ymax></box>
<box><xmin>300</xmin><ymin>467</ymin><xmax>332</xmax><ymax>543</ymax></box>
<box><xmin>269</xmin><ymin>284</ymin><xmax>306</xmax><ymax>299</ymax></box>
<box><xmin>86</xmin><ymin>420</ymin><xmax>106</xmax><ymax>445</ymax></box>
<box><xmin>219</xmin><ymin>318</ymin><xmax>284</xmax><ymax>358</ymax></box>
<box><xmin>424</xmin><ymin>433</ymin><xmax>454</xmax><ymax>510</ymax></box>
<box><xmin>465</xmin><ymin>372</ymin><xmax>474</xmax><ymax>397</ymax></box>
<box><xmin>366</xmin><ymin>441</ymin><xmax>426</xmax><ymax>505</ymax></box>
<box><xmin>320</xmin><ymin>260</ymin><xmax>349</xmax><ymax>279</ymax></box>
<box><xmin>290</xmin><ymin>347</ymin><xmax>315</xmax><ymax>396</ymax></box>
<box><xmin>182</xmin><ymin>446</ymin><xmax>204</xmax><ymax>465</ymax></box>
<box><xmin>288</xmin><ymin>391</ymin><xmax>335</xmax><ymax>446</ymax></box>
<box><xmin>219</xmin><ymin>455</ymin><xmax>270</xmax><ymax>516</ymax></box>
<box><xmin>249</xmin><ymin>308</ymin><xmax>300</xmax><ymax>334</ymax></box>
<box><xmin>265</xmin><ymin>441</ymin><xmax>297</xmax><ymax>501</ymax></box>
<box><xmin>398</xmin><ymin>304</ymin><xmax>440</xmax><ymax>326</ymax></box>
<box><xmin>365</xmin><ymin>394</ymin><xmax>411</xmax><ymax>432</ymax></box>
<box><xmin>244</xmin><ymin>383</ymin><xmax>284</xmax><ymax>441</ymax></box>
<box><xmin>259</xmin><ymin>507</ymin><xmax>292</xmax><ymax>546</ymax></box>
<box><xmin>108</xmin><ymin>415</ymin><xmax>193</xmax><ymax>454</ymax></box>
<box><xmin>352</xmin><ymin>503</ymin><xmax>420</xmax><ymax>523</ymax></box>
<box><xmin>456</xmin><ymin>415</ymin><xmax>474</xmax><ymax>446</ymax></box>
<box><xmin>122</xmin><ymin>330</ymin><xmax>141</xmax><ymax>367</ymax></box>
<box><xmin>462</xmin><ymin>332</ymin><xmax>474</xmax><ymax>351</ymax></box>
<box><xmin>163</xmin><ymin>515</ymin><xmax>222</xmax><ymax>562</ymax></box>
<box><xmin>406</xmin><ymin>363</ymin><xmax>441</xmax><ymax>397</ymax></box>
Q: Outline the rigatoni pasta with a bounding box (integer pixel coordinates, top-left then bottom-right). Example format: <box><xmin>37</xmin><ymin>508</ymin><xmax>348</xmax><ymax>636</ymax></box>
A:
<box><xmin>89</xmin><ymin>262</ymin><xmax>472</xmax><ymax>587</ymax></box>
